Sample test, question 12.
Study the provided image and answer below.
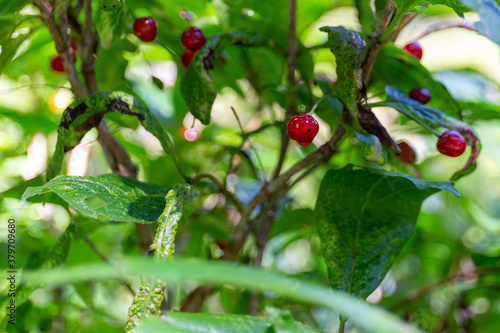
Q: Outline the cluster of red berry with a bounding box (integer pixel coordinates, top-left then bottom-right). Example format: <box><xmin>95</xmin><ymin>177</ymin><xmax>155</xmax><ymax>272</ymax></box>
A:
<box><xmin>180</xmin><ymin>27</ymin><xmax>206</xmax><ymax>67</ymax></box>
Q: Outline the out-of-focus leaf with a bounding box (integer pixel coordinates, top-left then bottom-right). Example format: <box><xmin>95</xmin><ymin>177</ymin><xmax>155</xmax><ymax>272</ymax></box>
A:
<box><xmin>96</xmin><ymin>0</ymin><xmax>128</xmax><ymax>49</ymax></box>
<box><xmin>461</xmin><ymin>0</ymin><xmax>500</xmax><ymax>45</ymax></box>
<box><xmin>0</xmin><ymin>0</ymin><xmax>32</xmax><ymax>15</ymax></box>
<box><xmin>24</xmin><ymin>257</ymin><xmax>424</xmax><ymax>333</ymax></box>
<box><xmin>44</xmin><ymin>91</ymin><xmax>181</xmax><ymax>180</ymax></box>
<box><xmin>371</xmin><ymin>44</ymin><xmax>461</xmax><ymax>117</ymax></box>
<box><xmin>180</xmin><ymin>31</ymin><xmax>263</xmax><ymax>125</ymax></box>
<box><xmin>314</xmin><ymin>165</ymin><xmax>458</xmax><ymax>298</ymax></box>
<box><xmin>15</xmin><ymin>222</ymin><xmax>75</xmax><ymax>305</ymax></box>
<box><xmin>393</xmin><ymin>0</ymin><xmax>469</xmax><ymax>16</ymax></box>
<box><xmin>320</xmin><ymin>26</ymin><xmax>366</xmax><ymax>116</ymax></box>
<box><xmin>461</xmin><ymin>102</ymin><xmax>500</xmax><ymax>122</ymax></box>
<box><xmin>95</xmin><ymin>39</ymin><xmax>135</xmax><ymax>92</ymax></box>
<box><xmin>21</xmin><ymin>174</ymin><xmax>171</xmax><ymax>223</ymax></box>
<box><xmin>136</xmin><ymin>312</ymin><xmax>271</xmax><ymax>333</ymax></box>
<box><xmin>354</xmin><ymin>130</ymin><xmax>387</xmax><ymax>165</ymax></box>
<box><xmin>266</xmin><ymin>307</ymin><xmax>322</xmax><ymax>332</ymax></box>
<box><xmin>0</xmin><ymin>15</ymin><xmax>42</xmax><ymax>74</ymax></box>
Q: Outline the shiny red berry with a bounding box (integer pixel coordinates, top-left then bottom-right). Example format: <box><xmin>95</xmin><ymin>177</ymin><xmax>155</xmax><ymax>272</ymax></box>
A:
<box><xmin>133</xmin><ymin>17</ymin><xmax>157</xmax><ymax>42</ymax></box>
<box><xmin>181</xmin><ymin>49</ymin><xmax>195</xmax><ymax>67</ymax></box>
<box><xmin>50</xmin><ymin>55</ymin><xmax>64</xmax><ymax>73</ymax></box>
<box><xmin>180</xmin><ymin>27</ymin><xmax>206</xmax><ymax>51</ymax></box>
<box><xmin>287</xmin><ymin>114</ymin><xmax>319</xmax><ymax>146</ymax></box>
<box><xmin>409</xmin><ymin>88</ymin><xmax>431</xmax><ymax>104</ymax></box>
<box><xmin>403</xmin><ymin>42</ymin><xmax>423</xmax><ymax>60</ymax></box>
<box><xmin>436</xmin><ymin>131</ymin><xmax>466</xmax><ymax>157</ymax></box>
<box><xmin>396</xmin><ymin>141</ymin><xmax>416</xmax><ymax>164</ymax></box>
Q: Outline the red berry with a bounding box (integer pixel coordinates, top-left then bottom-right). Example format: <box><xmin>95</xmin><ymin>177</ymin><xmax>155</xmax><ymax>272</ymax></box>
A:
<box><xmin>396</xmin><ymin>141</ymin><xmax>416</xmax><ymax>164</ymax></box>
<box><xmin>50</xmin><ymin>55</ymin><xmax>64</xmax><ymax>73</ymax></box>
<box><xmin>180</xmin><ymin>27</ymin><xmax>206</xmax><ymax>51</ymax></box>
<box><xmin>436</xmin><ymin>130</ymin><xmax>466</xmax><ymax>157</ymax></box>
<box><xmin>409</xmin><ymin>88</ymin><xmax>431</xmax><ymax>104</ymax></box>
<box><xmin>181</xmin><ymin>49</ymin><xmax>195</xmax><ymax>67</ymax></box>
<box><xmin>133</xmin><ymin>17</ymin><xmax>157</xmax><ymax>42</ymax></box>
<box><xmin>404</xmin><ymin>42</ymin><xmax>423</xmax><ymax>60</ymax></box>
<box><xmin>287</xmin><ymin>114</ymin><xmax>319</xmax><ymax>146</ymax></box>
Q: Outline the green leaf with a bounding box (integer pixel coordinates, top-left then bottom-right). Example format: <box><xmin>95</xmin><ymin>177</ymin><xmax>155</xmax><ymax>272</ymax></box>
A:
<box><xmin>461</xmin><ymin>0</ymin><xmax>500</xmax><ymax>45</ymax></box>
<box><xmin>0</xmin><ymin>15</ymin><xmax>42</xmax><ymax>75</ymax></box>
<box><xmin>45</xmin><ymin>91</ymin><xmax>181</xmax><ymax>180</ymax></box>
<box><xmin>355</xmin><ymin>0</ymin><xmax>375</xmax><ymax>34</ymax></box>
<box><xmin>383</xmin><ymin>85</ymin><xmax>470</xmax><ymax>130</ymax></box>
<box><xmin>319</xmin><ymin>26</ymin><xmax>366</xmax><ymax>117</ymax></box>
<box><xmin>354</xmin><ymin>130</ymin><xmax>387</xmax><ymax>165</ymax></box>
<box><xmin>125</xmin><ymin>185</ymin><xmax>191</xmax><ymax>331</ymax></box>
<box><xmin>15</xmin><ymin>222</ymin><xmax>75</xmax><ymax>305</ymax></box>
<box><xmin>371</xmin><ymin>44</ymin><xmax>461</xmax><ymax>117</ymax></box>
<box><xmin>21</xmin><ymin>174</ymin><xmax>171</xmax><ymax>223</ymax></box>
<box><xmin>23</xmin><ymin>257</ymin><xmax>424</xmax><ymax>333</ymax></box>
<box><xmin>96</xmin><ymin>0</ymin><xmax>128</xmax><ymax>49</ymax></box>
<box><xmin>136</xmin><ymin>312</ymin><xmax>271</xmax><ymax>333</ymax></box>
<box><xmin>180</xmin><ymin>31</ymin><xmax>263</xmax><ymax>125</ymax></box>
<box><xmin>314</xmin><ymin>165</ymin><xmax>458</xmax><ymax>299</ymax></box>
<box><xmin>0</xmin><ymin>0</ymin><xmax>32</xmax><ymax>15</ymax></box>
<box><xmin>267</xmin><ymin>307</ymin><xmax>322</xmax><ymax>332</ymax></box>
<box><xmin>392</xmin><ymin>0</ymin><xmax>469</xmax><ymax>16</ymax></box>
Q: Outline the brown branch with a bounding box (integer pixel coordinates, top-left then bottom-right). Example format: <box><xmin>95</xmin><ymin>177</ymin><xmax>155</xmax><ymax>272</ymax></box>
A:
<box><xmin>361</xmin><ymin>0</ymin><xmax>396</xmax><ymax>85</ymax></box>
<box><xmin>410</xmin><ymin>20</ymin><xmax>477</xmax><ymax>43</ymax></box>
<box><xmin>387</xmin><ymin>13</ymin><xmax>418</xmax><ymax>43</ymax></box>
<box><xmin>190</xmin><ymin>173</ymin><xmax>244</xmax><ymax>214</ymax></box>
<box><xmin>34</xmin><ymin>0</ymin><xmax>87</xmax><ymax>99</ymax></box>
<box><xmin>81</xmin><ymin>0</ymin><xmax>97</xmax><ymax>94</ymax></box>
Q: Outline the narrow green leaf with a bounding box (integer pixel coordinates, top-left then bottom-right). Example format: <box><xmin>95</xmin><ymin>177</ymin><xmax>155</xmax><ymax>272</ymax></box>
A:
<box><xmin>392</xmin><ymin>0</ymin><xmax>469</xmax><ymax>16</ymax></box>
<box><xmin>23</xmin><ymin>257</ymin><xmax>424</xmax><ymax>333</ymax></box>
<box><xmin>136</xmin><ymin>312</ymin><xmax>271</xmax><ymax>333</ymax></box>
<box><xmin>45</xmin><ymin>91</ymin><xmax>180</xmax><ymax>180</ymax></box>
<box><xmin>125</xmin><ymin>185</ymin><xmax>191</xmax><ymax>332</ymax></box>
<box><xmin>180</xmin><ymin>31</ymin><xmax>263</xmax><ymax>125</ymax></box>
<box><xmin>461</xmin><ymin>0</ymin><xmax>500</xmax><ymax>45</ymax></box>
<box><xmin>314</xmin><ymin>165</ymin><xmax>458</xmax><ymax>299</ymax></box>
<box><xmin>319</xmin><ymin>26</ymin><xmax>366</xmax><ymax>116</ymax></box>
<box><xmin>21</xmin><ymin>174</ymin><xmax>171</xmax><ymax>223</ymax></box>
<box><xmin>355</xmin><ymin>0</ymin><xmax>375</xmax><ymax>34</ymax></box>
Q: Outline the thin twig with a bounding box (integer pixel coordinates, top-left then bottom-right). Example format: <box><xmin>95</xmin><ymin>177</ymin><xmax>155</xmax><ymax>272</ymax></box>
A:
<box><xmin>230</xmin><ymin>107</ymin><xmax>266</xmax><ymax>180</ymax></box>
<box><xmin>387</xmin><ymin>13</ymin><xmax>418</xmax><ymax>43</ymax></box>
<box><xmin>361</xmin><ymin>0</ymin><xmax>396</xmax><ymax>85</ymax></box>
<box><xmin>190</xmin><ymin>173</ymin><xmax>244</xmax><ymax>213</ymax></box>
<box><xmin>410</xmin><ymin>21</ymin><xmax>477</xmax><ymax>43</ymax></box>
<box><xmin>81</xmin><ymin>0</ymin><xmax>97</xmax><ymax>94</ymax></box>
<box><xmin>84</xmin><ymin>236</ymin><xmax>135</xmax><ymax>296</ymax></box>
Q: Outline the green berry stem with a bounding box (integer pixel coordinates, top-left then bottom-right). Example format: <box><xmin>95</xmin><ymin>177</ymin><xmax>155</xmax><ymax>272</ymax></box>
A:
<box><xmin>308</xmin><ymin>93</ymin><xmax>341</xmax><ymax>115</ymax></box>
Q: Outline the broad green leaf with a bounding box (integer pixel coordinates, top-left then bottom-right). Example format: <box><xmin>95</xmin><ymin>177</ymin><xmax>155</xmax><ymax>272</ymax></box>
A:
<box><xmin>180</xmin><ymin>31</ymin><xmax>263</xmax><ymax>125</ymax></box>
<box><xmin>21</xmin><ymin>174</ymin><xmax>171</xmax><ymax>223</ymax></box>
<box><xmin>23</xmin><ymin>257</ymin><xmax>424</xmax><ymax>333</ymax></box>
<box><xmin>461</xmin><ymin>0</ymin><xmax>500</xmax><ymax>45</ymax></box>
<box><xmin>354</xmin><ymin>130</ymin><xmax>387</xmax><ymax>165</ymax></box>
<box><xmin>96</xmin><ymin>0</ymin><xmax>128</xmax><ymax>49</ymax></box>
<box><xmin>15</xmin><ymin>222</ymin><xmax>75</xmax><ymax>305</ymax></box>
<box><xmin>136</xmin><ymin>312</ymin><xmax>271</xmax><ymax>333</ymax></box>
<box><xmin>45</xmin><ymin>91</ymin><xmax>180</xmax><ymax>180</ymax></box>
<box><xmin>126</xmin><ymin>185</ymin><xmax>191</xmax><ymax>331</ymax></box>
<box><xmin>319</xmin><ymin>26</ymin><xmax>366</xmax><ymax>116</ymax></box>
<box><xmin>371</xmin><ymin>44</ymin><xmax>461</xmax><ymax>117</ymax></box>
<box><xmin>461</xmin><ymin>101</ymin><xmax>500</xmax><ymax>123</ymax></box>
<box><xmin>314</xmin><ymin>165</ymin><xmax>458</xmax><ymax>299</ymax></box>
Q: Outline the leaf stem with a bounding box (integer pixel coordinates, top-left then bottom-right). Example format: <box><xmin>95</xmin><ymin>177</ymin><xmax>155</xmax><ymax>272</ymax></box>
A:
<box><xmin>380</xmin><ymin>0</ymin><xmax>417</xmax><ymax>42</ymax></box>
<box><xmin>339</xmin><ymin>317</ymin><xmax>347</xmax><ymax>333</ymax></box>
